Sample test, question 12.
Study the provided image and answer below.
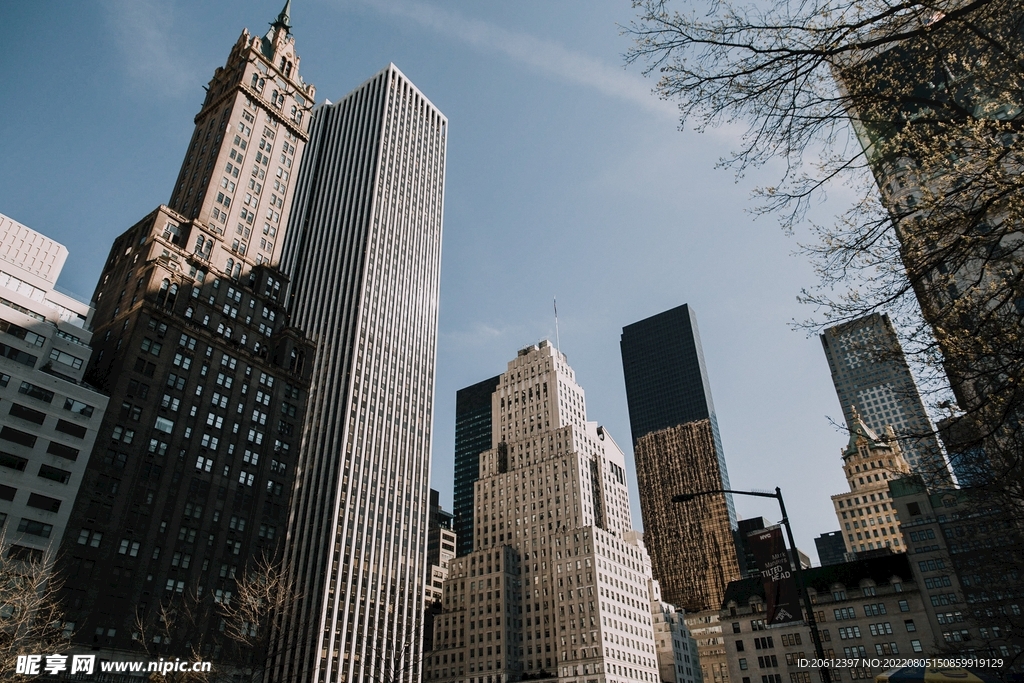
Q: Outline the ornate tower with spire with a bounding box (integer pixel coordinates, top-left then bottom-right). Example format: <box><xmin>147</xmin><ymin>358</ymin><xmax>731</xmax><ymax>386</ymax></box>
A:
<box><xmin>56</xmin><ymin>4</ymin><xmax>316</xmax><ymax>667</ymax></box>
<box><xmin>830</xmin><ymin>410</ymin><xmax>913</xmax><ymax>557</ymax></box>
<box><xmin>167</xmin><ymin>0</ymin><xmax>314</xmax><ymax>269</ymax></box>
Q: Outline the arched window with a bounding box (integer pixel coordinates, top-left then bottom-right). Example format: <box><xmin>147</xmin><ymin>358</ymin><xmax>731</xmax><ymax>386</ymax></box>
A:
<box><xmin>233</xmin><ymin>263</ymin><xmax>242</xmax><ymax>280</ymax></box>
<box><xmin>166</xmin><ymin>283</ymin><xmax>179</xmax><ymax>308</ymax></box>
<box><xmin>217</xmin><ymin>323</ymin><xmax>225</xmax><ymax>335</ymax></box>
<box><xmin>157</xmin><ymin>279</ymin><xmax>170</xmax><ymax>305</ymax></box>
<box><xmin>185</xmin><ymin>306</ymin><xmax>194</xmax><ymax>319</ymax></box>
<box><xmin>225</xmin><ymin>258</ymin><xmax>234</xmax><ymax>275</ymax></box>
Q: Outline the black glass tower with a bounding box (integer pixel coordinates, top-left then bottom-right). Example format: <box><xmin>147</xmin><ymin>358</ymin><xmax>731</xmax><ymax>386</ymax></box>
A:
<box><xmin>453</xmin><ymin>375</ymin><xmax>500</xmax><ymax>557</ymax></box>
<box><xmin>620</xmin><ymin>304</ymin><xmax>740</xmax><ymax>612</ymax></box>
<box><xmin>620</xmin><ymin>304</ymin><xmax>736</xmax><ymax>524</ymax></box>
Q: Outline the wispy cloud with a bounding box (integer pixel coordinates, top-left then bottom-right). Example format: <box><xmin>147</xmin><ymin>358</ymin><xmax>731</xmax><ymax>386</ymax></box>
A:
<box><xmin>102</xmin><ymin>0</ymin><xmax>195</xmax><ymax>97</ymax></box>
<box><xmin>353</xmin><ymin>0</ymin><xmax>677</xmax><ymax>119</ymax></box>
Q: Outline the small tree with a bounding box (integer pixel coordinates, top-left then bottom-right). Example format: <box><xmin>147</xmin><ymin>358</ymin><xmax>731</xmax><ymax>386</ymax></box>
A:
<box><xmin>0</xmin><ymin>544</ymin><xmax>70</xmax><ymax>680</ymax></box>
<box><xmin>218</xmin><ymin>553</ymin><xmax>293</xmax><ymax>683</ymax></box>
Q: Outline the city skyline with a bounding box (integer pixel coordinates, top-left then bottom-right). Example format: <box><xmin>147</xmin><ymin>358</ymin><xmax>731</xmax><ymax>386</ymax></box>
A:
<box><xmin>2</xmin><ymin>0</ymin><xmax>910</xmax><ymax>563</ymax></box>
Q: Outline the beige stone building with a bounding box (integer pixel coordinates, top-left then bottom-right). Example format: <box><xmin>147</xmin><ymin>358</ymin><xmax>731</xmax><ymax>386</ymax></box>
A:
<box><xmin>830</xmin><ymin>413</ymin><xmax>912</xmax><ymax>556</ymax></box>
<box><xmin>427</xmin><ymin>342</ymin><xmax>700</xmax><ymax>683</ymax></box>
<box><xmin>721</xmin><ymin>555</ymin><xmax>935</xmax><ymax>683</ymax></box>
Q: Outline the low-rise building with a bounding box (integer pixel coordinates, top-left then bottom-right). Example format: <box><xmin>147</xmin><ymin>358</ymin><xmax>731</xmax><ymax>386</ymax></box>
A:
<box><xmin>721</xmin><ymin>555</ymin><xmax>934</xmax><ymax>683</ymax></box>
<box><xmin>652</xmin><ymin>578</ymin><xmax>702</xmax><ymax>683</ymax></box>
<box><xmin>0</xmin><ymin>212</ymin><xmax>109</xmax><ymax>562</ymax></box>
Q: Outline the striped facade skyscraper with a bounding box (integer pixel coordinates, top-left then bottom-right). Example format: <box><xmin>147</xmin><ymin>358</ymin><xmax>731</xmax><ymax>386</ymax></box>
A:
<box><xmin>273</xmin><ymin>64</ymin><xmax>447</xmax><ymax>683</ymax></box>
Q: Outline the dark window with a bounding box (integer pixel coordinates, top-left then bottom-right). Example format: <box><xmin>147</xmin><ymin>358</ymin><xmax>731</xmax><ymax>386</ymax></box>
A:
<box><xmin>0</xmin><ymin>484</ymin><xmax>15</xmax><ymax>501</ymax></box>
<box><xmin>0</xmin><ymin>342</ymin><xmax>37</xmax><ymax>367</ymax></box>
<box><xmin>907</xmin><ymin>502</ymin><xmax>921</xmax><ymax>516</ymax></box>
<box><xmin>17</xmin><ymin>518</ymin><xmax>53</xmax><ymax>538</ymax></box>
<box><xmin>9</xmin><ymin>402</ymin><xmax>47</xmax><ymax>425</ymax></box>
<box><xmin>55</xmin><ymin>420</ymin><xmax>87</xmax><ymax>439</ymax></box>
<box><xmin>18</xmin><ymin>381</ymin><xmax>54</xmax><ymax>403</ymax></box>
<box><xmin>38</xmin><ymin>464</ymin><xmax>72</xmax><ymax>484</ymax></box>
<box><xmin>27</xmin><ymin>493</ymin><xmax>61</xmax><ymax>513</ymax></box>
<box><xmin>46</xmin><ymin>441</ymin><xmax>80</xmax><ymax>461</ymax></box>
<box><xmin>0</xmin><ymin>451</ymin><xmax>28</xmax><ymax>471</ymax></box>
<box><xmin>7</xmin><ymin>545</ymin><xmax>43</xmax><ymax>562</ymax></box>
<box><xmin>0</xmin><ymin>426</ymin><xmax>37</xmax><ymax>448</ymax></box>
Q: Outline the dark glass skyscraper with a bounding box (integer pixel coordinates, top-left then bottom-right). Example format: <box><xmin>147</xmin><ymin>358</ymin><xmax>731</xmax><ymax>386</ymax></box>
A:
<box><xmin>452</xmin><ymin>375</ymin><xmax>499</xmax><ymax>557</ymax></box>
<box><xmin>620</xmin><ymin>303</ymin><xmax>739</xmax><ymax>613</ymax></box>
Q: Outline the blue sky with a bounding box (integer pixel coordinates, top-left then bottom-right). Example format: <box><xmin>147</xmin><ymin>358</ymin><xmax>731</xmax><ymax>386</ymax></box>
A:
<box><xmin>0</xmin><ymin>0</ymin><xmax>863</xmax><ymax>562</ymax></box>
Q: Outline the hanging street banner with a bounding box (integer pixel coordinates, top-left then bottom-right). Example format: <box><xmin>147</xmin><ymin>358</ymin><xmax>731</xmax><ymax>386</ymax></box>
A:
<box><xmin>748</xmin><ymin>526</ymin><xmax>803</xmax><ymax>625</ymax></box>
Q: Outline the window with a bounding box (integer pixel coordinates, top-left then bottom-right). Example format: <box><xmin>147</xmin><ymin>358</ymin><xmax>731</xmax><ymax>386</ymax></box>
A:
<box><xmin>0</xmin><ymin>452</ymin><xmax>28</xmax><ymax>471</ymax></box>
<box><xmin>739</xmin><ymin>659</ymin><xmax>748</xmax><ymax>670</ymax></box>
<box><xmin>47</xmin><ymin>441</ymin><xmax>79</xmax><ymax>460</ymax></box>
<box><xmin>17</xmin><ymin>518</ymin><xmax>53</xmax><ymax>538</ymax></box>
<box><xmin>18</xmin><ymin>381</ymin><xmax>54</xmax><ymax>403</ymax></box>
<box><xmin>1</xmin><ymin>426</ymin><xmax>37</xmax><ymax>448</ymax></box>
<box><xmin>868</xmin><ymin>623</ymin><xmax>892</xmax><ymax>636</ymax></box>
<box><xmin>0</xmin><ymin>342</ymin><xmax>37</xmax><ymax>367</ymax></box>
<box><xmin>9</xmin><ymin>402</ymin><xmax>47</xmax><ymax>424</ymax></box>
<box><xmin>154</xmin><ymin>417</ymin><xmax>174</xmax><ymax>434</ymax></box>
<box><xmin>863</xmin><ymin>603</ymin><xmax>886</xmax><ymax>616</ymax></box>
<box><xmin>49</xmin><ymin>348</ymin><xmax>83</xmax><ymax>369</ymax></box>
<box><xmin>26</xmin><ymin>493</ymin><xmax>61</xmax><ymax>513</ymax></box>
<box><xmin>898</xmin><ymin>600</ymin><xmax>910</xmax><ymax>612</ymax></box>
<box><xmin>64</xmin><ymin>398</ymin><xmax>95</xmax><ymax>417</ymax></box>
<box><xmin>911</xmin><ymin>640</ymin><xmax>923</xmax><ymax>653</ymax></box>
<box><xmin>38</xmin><ymin>464</ymin><xmax>71</xmax><ymax>484</ymax></box>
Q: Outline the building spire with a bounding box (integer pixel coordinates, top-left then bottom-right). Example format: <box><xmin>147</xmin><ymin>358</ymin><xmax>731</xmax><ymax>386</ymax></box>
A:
<box><xmin>270</xmin><ymin>0</ymin><xmax>292</xmax><ymax>33</ymax></box>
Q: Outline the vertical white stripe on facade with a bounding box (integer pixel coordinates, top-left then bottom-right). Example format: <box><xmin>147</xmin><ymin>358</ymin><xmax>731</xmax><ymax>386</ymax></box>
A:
<box><xmin>274</xmin><ymin>65</ymin><xmax>445</xmax><ymax>683</ymax></box>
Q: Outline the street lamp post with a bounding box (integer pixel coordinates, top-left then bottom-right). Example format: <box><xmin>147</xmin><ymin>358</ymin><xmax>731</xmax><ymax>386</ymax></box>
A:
<box><xmin>672</xmin><ymin>487</ymin><xmax>831</xmax><ymax>683</ymax></box>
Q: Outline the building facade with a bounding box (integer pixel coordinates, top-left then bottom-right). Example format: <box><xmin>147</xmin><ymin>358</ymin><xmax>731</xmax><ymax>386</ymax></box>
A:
<box><xmin>830</xmin><ymin>415</ymin><xmax>911</xmax><ymax>556</ymax></box>
<box><xmin>272</xmin><ymin>63</ymin><xmax>446</xmax><ymax>683</ymax></box>
<box><xmin>721</xmin><ymin>555</ymin><xmax>935</xmax><ymax>683</ymax></box>
<box><xmin>820</xmin><ymin>314</ymin><xmax>951</xmax><ymax>486</ymax></box>
<box><xmin>426</xmin><ymin>490</ymin><xmax>458</xmax><ymax>653</ymax></box>
<box><xmin>0</xmin><ymin>213</ymin><xmax>109</xmax><ymax>562</ymax></box>
<box><xmin>814</xmin><ymin>532</ymin><xmax>847</xmax><ymax>568</ymax></box>
<box><xmin>455</xmin><ymin>375</ymin><xmax>502</xmax><ymax>558</ymax></box>
<box><xmin>888</xmin><ymin>476</ymin><xmax>1023</xmax><ymax>666</ymax></box>
<box><xmin>620</xmin><ymin>304</ymin><xmax>740</xmax><ymax>615</ymax></box>
<box><xmin>56</xmin><ymin>4</ymin><xmax>316</xmax><ymax>662</ymax></box>
<box><xmin>651</xmin><ymin>578</ymin><xmax>703</xmax><ymax>683</ymax></box>
<box><xmin>427</xmin><ymin>341</ymin><xmax>691</xmax><ymax>683</ymax></box>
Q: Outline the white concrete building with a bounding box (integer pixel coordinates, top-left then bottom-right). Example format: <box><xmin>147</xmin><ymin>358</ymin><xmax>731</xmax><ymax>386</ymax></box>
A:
<box><xmin>273</xmin><ymin>62</ymin><xmax>446</xmax><ymax>683</ymax></box>
<box><xmin>0</xmin><ymin>212</ymin><xmax>108</xmax><ymax>561</ymax></box>
<box><xmin>651</xmin><ymin>578</ymin><xmax>702</xmax><ymax>683</ymax></box>
<box><xmin>427</xmin><ymin>341</ymin><xmax>698</xmax><ymax>683</ymax></box>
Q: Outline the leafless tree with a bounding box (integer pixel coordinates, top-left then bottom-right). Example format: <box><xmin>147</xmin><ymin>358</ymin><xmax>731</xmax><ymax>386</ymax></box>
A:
<box><xmin>0</xmin><ymin>544</ymin><xmax>70</xmax><ymax>681</ymax></box>
<box><xmin>626</xmin><ymin>0</ymin><xmax>1024</xmax><ymax>667</ymax></box>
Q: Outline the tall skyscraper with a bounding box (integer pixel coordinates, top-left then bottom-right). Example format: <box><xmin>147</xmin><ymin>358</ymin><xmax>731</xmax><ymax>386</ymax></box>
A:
<box><xmin>273</xmin><ymin>64</ymin><xmax>446</xmax><ymax>683</ymax></box>
<box><xmin>453</xmin><ymin>374</ymin><xmax>500</xmax><ymax>557</ymax></box>
<box><xmin>821</xmin><ymin>313</ymin><xmax>952</xmax><ymax>485</ymax></box>
<box><xmin>0</xmin><ymin>213</ymin><xmax>108</xmax><ymax>563</ymax></box>
<box><xmin>619</xmin><ymin>304</ymin><xmax>739</xmax><ymax>613</ymax></box>
<box><xmin>57</xmin><ymin>3</ymin><xmax>316</xmax><ymax>661</ymax></box>
<box><xmin>427</xmin><ymin>341</ymin><xmax>692</xmax><ymax>683</ymax></box>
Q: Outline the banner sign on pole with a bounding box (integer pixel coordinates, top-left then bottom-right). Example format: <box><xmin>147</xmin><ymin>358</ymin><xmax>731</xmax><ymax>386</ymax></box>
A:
<box><xmin>747</xmin><ymin>526</ymin><xmax>803</xmax><ymax>625</ymax></box>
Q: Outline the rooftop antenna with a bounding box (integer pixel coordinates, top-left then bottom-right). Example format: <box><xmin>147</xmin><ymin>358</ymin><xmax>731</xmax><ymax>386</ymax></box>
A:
<box><xmin>553</xmin><ymin>297</ymin><xmax>561</xmax><ymax>351</ymax></box>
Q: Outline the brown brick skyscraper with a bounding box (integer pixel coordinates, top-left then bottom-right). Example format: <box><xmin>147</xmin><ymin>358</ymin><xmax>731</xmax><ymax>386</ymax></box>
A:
<box><xmin>58</xmin><ymin>3</ymin><xmax>316</xmax><ymax>665</ymax></box>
